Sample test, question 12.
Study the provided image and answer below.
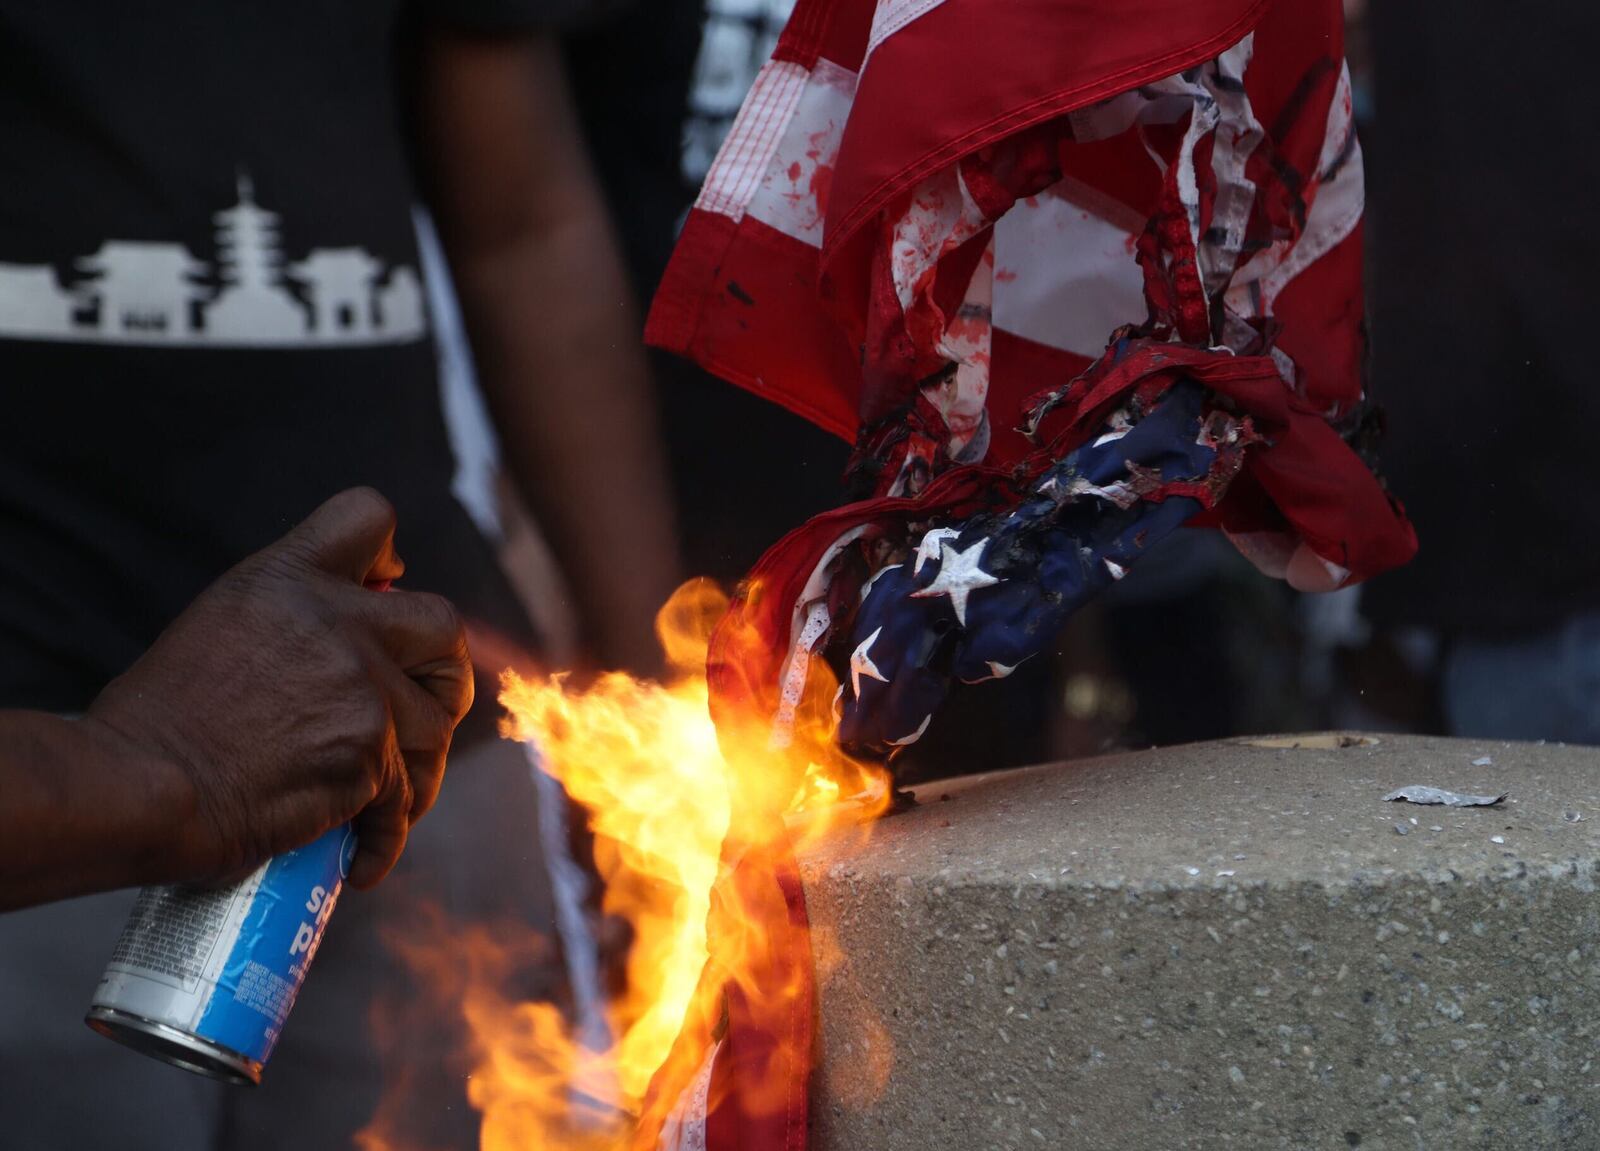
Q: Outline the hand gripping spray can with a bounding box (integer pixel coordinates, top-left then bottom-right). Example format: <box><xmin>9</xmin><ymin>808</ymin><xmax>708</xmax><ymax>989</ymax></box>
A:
<box><xmin>85</xmin><ymin>823</ymin><xmax>358</xmax><ymax>1084</ymax></box>
<box><xmin>85</xmin><ymin>577</ymin><xmax>393</xmax><ymax>1083</ymax></box>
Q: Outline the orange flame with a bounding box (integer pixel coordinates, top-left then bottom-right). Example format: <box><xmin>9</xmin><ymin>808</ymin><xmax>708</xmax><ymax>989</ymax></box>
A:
<box><xmin>360</xmin><ymin>580</ymin><xmax>890</xmax><ymax>1151</ymax></box>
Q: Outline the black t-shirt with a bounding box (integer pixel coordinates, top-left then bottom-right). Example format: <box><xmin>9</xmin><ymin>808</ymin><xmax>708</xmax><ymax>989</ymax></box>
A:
<box><xmin>0</xmin><ymin>1</ymin><xmax>574</xmax><ymax>711</ymax></box>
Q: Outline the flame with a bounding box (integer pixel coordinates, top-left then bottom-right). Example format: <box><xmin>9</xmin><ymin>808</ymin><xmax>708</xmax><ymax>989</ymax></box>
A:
<box><xmin>359</xmin><ymin>580</ymin><xmax>890</xmax><ymax>1151</ymax></box>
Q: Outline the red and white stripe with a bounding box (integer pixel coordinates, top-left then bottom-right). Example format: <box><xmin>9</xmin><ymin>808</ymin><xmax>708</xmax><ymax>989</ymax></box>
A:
<box><xmin>669</xmin><ymin>20</ymin><xmax>1358</xmax><ymax>451</ymax></box>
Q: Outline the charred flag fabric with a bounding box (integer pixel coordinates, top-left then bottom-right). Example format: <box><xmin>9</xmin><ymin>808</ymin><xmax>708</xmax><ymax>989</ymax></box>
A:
<box><xmin>643</xmin><ymin>0</ymin><xmax>1416</xmax><ymax>1146</ymax></box>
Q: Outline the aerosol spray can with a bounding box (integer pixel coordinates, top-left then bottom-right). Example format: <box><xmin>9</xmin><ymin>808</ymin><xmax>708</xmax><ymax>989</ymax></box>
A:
<box><xmin>85</xmin><ymin>823</ymin><xmax>357</xmax><ymax>1085</ymax></box>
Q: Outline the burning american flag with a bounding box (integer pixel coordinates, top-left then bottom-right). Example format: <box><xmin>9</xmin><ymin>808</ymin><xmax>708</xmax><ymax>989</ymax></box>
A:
<box><xmin>642</xmin><ymin>0</ymin><xmax>1412</xmax><ymax>1143</ymax></box>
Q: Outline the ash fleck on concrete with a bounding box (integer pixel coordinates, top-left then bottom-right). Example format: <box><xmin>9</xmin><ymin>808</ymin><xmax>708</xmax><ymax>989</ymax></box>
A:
<box><xmin>800</xmin><ymin>735</ymin><xmax>1600</xmax><ymax>1151</ymax></box>
<box><xmin>1384</xmin><ymin>784</ymin><xmax>1506</xmax><ymax>808</ymax></box>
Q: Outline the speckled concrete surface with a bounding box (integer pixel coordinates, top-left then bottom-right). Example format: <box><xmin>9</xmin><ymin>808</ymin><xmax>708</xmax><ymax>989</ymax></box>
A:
<box><xmin>800</xmin><ymin>735</ymin><xmax>1600</xmax><ymax>1150</ymax></box>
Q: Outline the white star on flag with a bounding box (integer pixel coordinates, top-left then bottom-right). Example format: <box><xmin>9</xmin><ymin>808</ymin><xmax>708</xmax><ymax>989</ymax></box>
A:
<box><xmin>849</xmin><ymin>626</ymin><xmax>889</xmax><ymax>698</ymax></box>
<box><xmin>912</xmin><ymin>527</ymin><xmax>962</xmax><ymax>575</ymax></box>
<box><xmin>860</xmin><ymin>562</ymin><xmax>904</xmax><ymax>602</ymax></box>
<box><xmin>962</xmin><ymin>658</ymin><xmax>1025</xmax><ymax>684</ymax></box>
<box><xmin>888</xmin><ymin>714</ymin><xmax>933</xmax><ymax>747</ymax></box>
<box><xmin>910</xmin><ymin>537</ymin><xmax>1001</xmax><ymax>626</ymax></box>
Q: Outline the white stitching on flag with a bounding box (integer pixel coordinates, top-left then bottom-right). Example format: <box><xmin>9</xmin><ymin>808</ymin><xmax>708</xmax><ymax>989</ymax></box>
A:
<box><xmin>697</xmin><ymin>61</ymin><xmax>809</xmax><ymax>222</ymax></box>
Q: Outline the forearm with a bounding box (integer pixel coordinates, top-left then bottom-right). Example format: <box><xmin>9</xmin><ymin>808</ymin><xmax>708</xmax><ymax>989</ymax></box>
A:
<box><xmin>419</xmin><ymin>33</ymin><xmax>682</xmax><ymax>672</ymax></box>
<box><xmin>0</xmin><ymin>711</ymin><xmax>193</xmax><ymax>911</ymax></box>
<box><xmin>452</xmin><ymin>207</ymin><xmax>681</xmax><ymax>670</ymax></box>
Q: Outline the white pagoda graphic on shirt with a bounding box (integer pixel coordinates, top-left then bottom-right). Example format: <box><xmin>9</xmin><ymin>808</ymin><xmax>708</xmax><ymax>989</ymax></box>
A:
<box><xmin>0</xmin><ymin>174</ymin><xmax>427</xmax><ymax>347</ymax></box>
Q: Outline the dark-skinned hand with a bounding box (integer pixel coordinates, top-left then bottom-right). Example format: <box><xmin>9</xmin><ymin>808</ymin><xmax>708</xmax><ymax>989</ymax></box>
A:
<box><xmin>84</xmin><ymin>488</ymin><xmax>474</xmax><ymax>889</ymax></box>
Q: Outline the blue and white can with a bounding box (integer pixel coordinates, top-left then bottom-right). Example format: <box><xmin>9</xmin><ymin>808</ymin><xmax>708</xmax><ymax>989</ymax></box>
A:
<box><xmin>86</xmin><ymin>823</ymin><xmax>358</xmax><ymax>1085</ymax></box>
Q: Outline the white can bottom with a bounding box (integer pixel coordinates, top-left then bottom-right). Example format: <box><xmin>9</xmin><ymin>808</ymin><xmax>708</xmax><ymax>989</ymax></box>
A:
<box><xmin>85</xmin><ymin>1005</ymin><xmax>262</xmax><ymax>1086</ymax></box>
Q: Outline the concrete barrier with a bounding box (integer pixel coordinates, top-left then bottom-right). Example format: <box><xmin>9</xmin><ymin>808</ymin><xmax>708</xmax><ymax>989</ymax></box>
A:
<box><xmin>801</xmin><ymin>735</ymin><xmax>1600</xmax><ymax>1150</ymax></box>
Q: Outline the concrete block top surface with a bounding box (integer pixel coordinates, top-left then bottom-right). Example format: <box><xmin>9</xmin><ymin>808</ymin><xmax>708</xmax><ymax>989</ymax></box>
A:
<box><xmin>800</xmin><ymin>734</ymin><xmax>1600</xmax><ymax>891</ymax></box>
<box><xmin>797</xmin><ymin>735</ymin><xmax>1600</xmax><ymax>1151</ymax></box>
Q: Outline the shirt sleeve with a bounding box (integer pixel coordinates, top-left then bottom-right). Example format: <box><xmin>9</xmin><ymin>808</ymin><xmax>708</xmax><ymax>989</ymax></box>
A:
<box><xmin>411</xmin><ymin>0</ymin><xmax>635</xmax><ymax>34</ymax></box>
